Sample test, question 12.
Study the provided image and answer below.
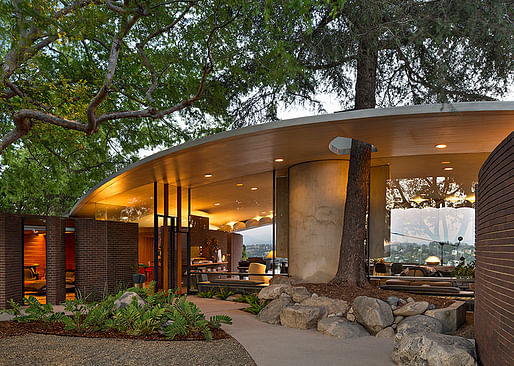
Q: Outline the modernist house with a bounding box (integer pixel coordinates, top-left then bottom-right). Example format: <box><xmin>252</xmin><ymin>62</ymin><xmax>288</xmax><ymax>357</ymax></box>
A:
<box><xmin>0</xmin><ymin>101</ymin><xmax>512</xmax><ymax>309</ymax></box>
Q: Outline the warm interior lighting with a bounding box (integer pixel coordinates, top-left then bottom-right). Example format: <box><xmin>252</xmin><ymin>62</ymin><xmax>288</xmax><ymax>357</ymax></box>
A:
<box><xmin>274</xmin><ymin>158</ymin><xmax>284</xmax><ymax>163</ymax></box>
<box><xmin>236</xmin><ymin>183</ymin><xmax>243</xmax><ymax>186</ymax></box>
<box><xmin>425</xmin><ymin>256</ymin><xmax>441</xmax><ymax>265</ymax></box>
<box><xmin>445</xmin><ymin>195</ymin><xmax>462</xmax><ymax>202</ymax></box>
<box><xmin>265</xmin><ymin>250</ymin><xmax>276</xmax><ymax>259</ymax></box>
<box><xmin>204</xmin><ymin>173</ymin><xmax>213</xmax><ymax>178</ymax></box>
<box><xmin>214</xmin><ymin>202</ymin><xmax>221</xmax><ymax>206</ymax></box>
<box><xmin>466</xmin><ymin>195</ymin><xmax>476</xmax><ymax>203</ymax></box>
<box><xmin>435</xmin><ymin>144</ymin><xmax>447</xmax><ymax>149</ymax></box>
<box><xmin>440</xmin><ymin>161</ymin><xmax>451</xmax><ymax>164</ymax></box>
<box><xmin>411</xmin><ymin>196</ymin><xmax>428</xmax><ymax>204</ymax></box>
<box><xmin>250</xmin><ymin>187</ymin><xmax>258</xmax><ymax>191</ymax></box>
<box><xmin>443</xmin><ymin>167</ymin><xmax>454</xmax><ymax>171</ymax></box>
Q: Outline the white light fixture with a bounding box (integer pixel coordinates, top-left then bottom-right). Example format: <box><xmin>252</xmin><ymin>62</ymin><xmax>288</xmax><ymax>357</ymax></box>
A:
<box><xmin>329</xmin><ymin>137</ymin><xmax>377</xmax><ymax>155</ymax></box>
<box><xmin>443</xmin><ymin>167</ymin><xmax>454</xmax><ymax>171</ymax></box>
<box><xmin>204</xmin><ymin>173</ymin><xmax>213</xmax><ymax>178</ymax></box>
<box><xmin>236</xmin><ymin>183</ymin><xmax>243</xmax><ymax>186</ymax></box>
<box><xmin>274</xmin><ymin>158</ymin><xmax>284</xmax><ymax>163</ymax></box>
<box><xmin>435</xmin><ymin>144</ymin><xmax>447</xmax><ymax>149</ymax></box>
<box><xmin>250</xmin><ymin>187</ymin><xmax>258</xmax><ymax>191</ymax></box>
<box><xmin>214</xmin><ymin>202</ymin><xmax>221</xmax><ymax>206</ymax></box>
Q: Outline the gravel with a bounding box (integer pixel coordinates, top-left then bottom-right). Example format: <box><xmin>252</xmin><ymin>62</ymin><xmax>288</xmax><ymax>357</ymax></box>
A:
<box><xmin>0</xmin><ymin>333</ymin><xmax>256</xmax><ymax>366</ymax></box>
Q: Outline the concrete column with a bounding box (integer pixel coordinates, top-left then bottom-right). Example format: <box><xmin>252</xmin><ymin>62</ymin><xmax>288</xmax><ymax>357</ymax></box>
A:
<box><xmin>289</xmin><ymin>160</ymin><xmax>349</xmax><ymax>282</ymax></box>
<box><xmin>46</xmin><ymin>216</ymin><xmax>66</xmax><ymax>305</ymax></box>
<box><xmin>276</xmin><ymin>175</ymin><xmax>289</xmax><ymax>258</ymax></box>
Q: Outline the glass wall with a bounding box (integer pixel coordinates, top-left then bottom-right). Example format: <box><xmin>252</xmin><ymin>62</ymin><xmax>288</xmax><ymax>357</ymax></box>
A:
<box><xmin>384</xmin><ymin>176</ymin><xmax>475</xmax><ymax>265</ymax></box>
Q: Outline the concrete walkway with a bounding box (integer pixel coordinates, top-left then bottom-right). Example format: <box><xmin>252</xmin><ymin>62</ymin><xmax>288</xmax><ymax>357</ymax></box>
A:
<box><xmin>190</xmin><ymin>296</ymin><xmax>396</xmax><ymax>366</ymax></box>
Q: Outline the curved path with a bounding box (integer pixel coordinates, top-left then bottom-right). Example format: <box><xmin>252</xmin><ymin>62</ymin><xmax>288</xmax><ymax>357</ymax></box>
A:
<box><xmin>190</xmin><ymin>296</ymin><xmax>396</xmax><ymax>366</ymax></box>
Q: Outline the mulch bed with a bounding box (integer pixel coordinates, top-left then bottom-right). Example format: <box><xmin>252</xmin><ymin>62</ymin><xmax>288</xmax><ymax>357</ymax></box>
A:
<box><xmin>0</xmin><ymin>320</ymin><xmax>230</xmax><ymax>341</ymax></box>
<box><xmin>300</xmin><ymin>283</ymin><xmax>455</xmax><ymax>308</ymax></box>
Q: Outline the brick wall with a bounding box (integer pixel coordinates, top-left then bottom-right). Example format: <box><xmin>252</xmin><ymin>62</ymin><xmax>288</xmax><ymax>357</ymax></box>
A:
<box><xmin>75</xmin><ymin>219</ymin><xmax>137</xmax><ymax>300</ymax></box>
<box><xmin>46</xmin><ymin>216</ymin><xmax>66</xmax><ymax>305</ymax></box>
<box><xmin>475</xmin><ymin>131</ymin><xmax>514</xmax><ymax>366</ymax></box>
<box><xmin>0</xmin><ymin>214</ymin><xmax>23</xmax><ymax>309</ymax></box>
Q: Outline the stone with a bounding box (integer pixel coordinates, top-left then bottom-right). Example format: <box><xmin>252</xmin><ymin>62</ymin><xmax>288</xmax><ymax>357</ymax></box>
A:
<box><xmin>376</xmin><ymin>327</ymin><xmax>395</xmax><ymax>338</ymax></box>
<box><xmin>392</xmin><ymin>332</ymin><xmax>477</xmax><ymax>366</ymax></box>
<box><xmin>428</xmin><ymin>304</ymin><xmax>436</xmax><ymax>310</ymax></box>
<box><xmin>312</xmin><ymin>293</ymin><xmax>319</xmax><ymax>298</ymax></box>
<box><xmin>301</xmin><ymin>296</ymin><xmax>348</xmax><ymax>317</ymax></box>
<box><xmin>407</xmin><ymin>297</ymin><xmax>414</xmax><ymax>303</ymax></box>
<box><xmin>348</xmin><ymin>307</ymin><xmax>354</xmax><ymax>314</ymax></box>
<box><xmin>280</xmin><ymin>305</ymin><xmax>323</xmax><ymax>329</ymax></box>
<box><xmin>392</xmin><ymin>323</ymin><xmax>397</xmax><ymax>329</ymax></box>
<box><xmin>318</xmin><ymin>317</ymin><xmax>370</xmax><ymax>339</ymax></box>
<box><xmin>352</xmin><ymin>296</ymin><xmax>394</xmax><ymax>334</ymax></box>
<box><xmin>257</xmin><ymin>293</ymin><xmax>293</xmax><ymax>324</ymax></box>
<box><xmin>387</xmin><ymin>296</ymin><xmax>400</xmax><ymax>307</ymax></box>
<box><xmin>394</xmin><ymin>315</ymin><xmax>404</xmax><ymax>324</ymax></box>
<box><xmin>258</xmin><ymin>284</ymin><xmax>291</xmax><ymax>300</ymax></box>
<box><xmin>328</xmin><ymin>313</ymin><xmax>337</xmax><ymax>318</ymax></box>
<box><xmin>114</xmin><ymin>292</ymin><xmax>145</xmax><ymax>310</ymax></box>
<box><xmin>285</xmin><ymin>286</ymin><xmax>312</xmax><ymax>303</ymax></box>
<box><xmin>394</xmin><ymin>301</ymin><xmax>429</xmax><ymax>316</ymax></box>
<box><xmin>226</xmin><ymin>295</ymin><xmax>241</xmax><ymax>302</ymax></box>
<box><xmin>347</xmin><ymin>313</ymin><xmax>356</xmax><ymax>322</ymax></box>
<box><xmin>399</xmin><ymin>298</ymin><xmax>407</xmax><ymax>305</ymax></box>
<box><xmin>425</xmin><ymin>301</ymin><xmax>466</xmax><ymax>333</ymax></box>
<box><xmin>396</xmin><ymin>315</ymin><xmax>443</xmax><ymax>340</ymax></box>
<box><xmin>269</xmin><ymin>275</ymin><xmax>299</xmax><ymax>286</ymax></box>
<box><xmin>391</xmin><ymin>305</ymin><xmax>397</xmax><ymax>310</ymax></box>
<box><xmin>335</xmin><ymin>312</ymin><xmax>343</xmax><ymax>317</ymax></box>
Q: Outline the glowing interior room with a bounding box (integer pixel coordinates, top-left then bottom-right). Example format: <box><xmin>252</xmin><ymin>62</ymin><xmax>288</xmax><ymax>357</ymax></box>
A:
<box><xmin>69</xmin><ymin>102</ymin><xmax>514</xmax><ymax>291</ymax></box>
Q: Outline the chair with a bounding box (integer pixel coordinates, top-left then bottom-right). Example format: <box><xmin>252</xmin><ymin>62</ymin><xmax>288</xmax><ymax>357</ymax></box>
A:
<box><xmin>391</xmin><ymin>263</ymin><xmax>403</xmax><ymax>275</ymax></box>
<box><xmin>248</xmin><ymin>263</ymin><xmax>270</xmax><ymax>285</ymax></box>
<box><xmin>374</xmin><ymin>262</ymin><xmax>387</xmax><ymax>276</ymax></box>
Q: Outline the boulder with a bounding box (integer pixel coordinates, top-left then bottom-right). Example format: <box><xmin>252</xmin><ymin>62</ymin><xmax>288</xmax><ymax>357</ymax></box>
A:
<box><xmin>347</xmin><ymin>313</ymin><xmax>356</xmax><ymax>322</ymax></box>
<box><xmin>317</xmin><ymin>317</ymin><xmax>369</xmax><ymax>339</ymax></box>
<box><xmin>114</xmin><ymin>292</ymin><xmax>145</xmax><ymax>310</ymax></box>
<box><xmin>396</xmin><ymin>315</ymin><xmax>443</xmax><ymax>340</ymax></box>
<box><xmin>301</xmin><ymin>296</ymin><xmax>348</xmax><ymax>317</ymax></box>
<box><xmin>393</xmin><ymin>301</ymin><xmax>429</xmax><ymax>316</ymax></box>
<box><xmin>407</xmin><ymin>297</ymin><xmax>414</xmax><ymax>303</ymax></box>
<box><xmin>392</xmin><ymin>332</ymin><xmax>477</xmax><ymax>366</ymax></box>
<box><xmin>387</xmin><ymin>296</ymin><xmax>400</xmax><ymax>307</ymax></box>
<box><xmin>352</xmin><ymin>296</ymin><xmax>394</xmax><ymax>334</ymax></box>
<box><xmin>425</xmin><ymin>301</ymin><xmax>466</xmax><ymax>333</ymax></box>
<box><xmin>376</xmin><ymin>327</ymin><xmax>395</xmax><ymax>338</ymax></box>
<box><xmin>285</xmin><ymin>286</ymin><xmax>311</xmax><ymax>303</ymax></box>
<box><xmin>269</xmin><ymin>275</ymin><xmax>299</xmax><ymax>286</ymax></box>
<box><xmin>394</xmin><ymin>315</ymin><xmax>404</xmax><ymax>324</ymax></box>
<box><xmin>257</xmin><ymin>294</ymin><xmax>293</xmax><ymax>325</ymax></box>
<box><xmin>258</xmin><ymin>284</ymin><xmax>291</xmax><ymax>300</ymax></box>
<box><xmin>280</xmin><ymin>305</ymin><xmax>322</xmax><ymax>329</ymax></box>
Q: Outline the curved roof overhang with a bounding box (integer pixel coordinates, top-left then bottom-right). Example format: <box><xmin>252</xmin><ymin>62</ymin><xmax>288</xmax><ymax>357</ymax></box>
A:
<box><xmin>70</xmin><ymin>101</ymin><xmax>514</xmax><ymax>224</ymax></box>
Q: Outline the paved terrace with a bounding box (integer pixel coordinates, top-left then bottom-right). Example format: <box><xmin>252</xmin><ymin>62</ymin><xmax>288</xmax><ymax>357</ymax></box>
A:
<box><xmin>190</xmin><ymin>296</ymin><xmax>395</xmax><ymax>366</ymax></box>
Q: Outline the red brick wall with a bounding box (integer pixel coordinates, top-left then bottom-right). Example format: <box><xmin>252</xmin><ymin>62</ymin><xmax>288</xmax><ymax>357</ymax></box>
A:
<box><xmin>0</xmin><ymin>214</ymin><xmax>23</xmax><ymax>309</ymax></box>
<box><xmin>475</xmin><ymin>131</ymin><xmax>514</xmax><ymax>366</ymax></box>
<box><xmin>46</xmin><ymin>217</ymin><xmax>66</xmax><ymax>305</ymax></box>
<box><xmin>75</xmin><ymin>219</ymin><xmax>137</xmax><ymax>300</ymax></box>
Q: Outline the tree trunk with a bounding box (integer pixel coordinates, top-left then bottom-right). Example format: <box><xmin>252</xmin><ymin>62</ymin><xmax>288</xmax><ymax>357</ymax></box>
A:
<box><xmin>331</xmin><ymin>38</ymin><xmax>377</xmax><ymax>287</ymax></box>
<box><xmin>332</xmin><ymin>139</ymin><xmax>371</xmax><ymax>287</ymax></box>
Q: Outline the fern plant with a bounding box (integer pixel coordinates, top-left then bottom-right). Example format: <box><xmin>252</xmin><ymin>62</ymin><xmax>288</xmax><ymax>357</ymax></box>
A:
<box><xmin>242</xmin><ymin>294</ymin><xmax>269</xmax><ymax>315</ymax></box>
<box><xmin>107</xmin><ymin>297</ymin><xmax>168</xmax><ymax>336</ymax></box>
<box><xmin>62</xmin><ymin>298</ymin><xmax>91</xmax><ymax>331</ymax></box>
<box><xmin>197</xmin><ymin>288</ymin><xmax>216</xmax><ymax>298</ymax></box>
<box><xmin>215</xmin><ymin>288</ymin><xmax>234</xmax><ymax>300</ymax></box>
<box><xmin>11</xmin><ymin>296</ymin><xmax>64</xmax><ymax>323</ymax></box>
<box><xmin>163</xmin><ymin>296</ymin><xmax>212</xmax><ymax>340</ymax></box>
<box><xmin>209</xmin><ymin>314</ymin><xmax>232</xmax><ymax>328</ymax></box>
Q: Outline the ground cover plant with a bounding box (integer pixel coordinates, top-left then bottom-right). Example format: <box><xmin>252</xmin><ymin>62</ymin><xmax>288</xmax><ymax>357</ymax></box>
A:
<box><xmin>3</xmin><ymin>287</ymin><xmax>232</xmax><ymax>341</ymax></box>
<box><xmin>236</xmin><ymin>293</ymin><xmax>269</xmax><ymax>315</ymax></box>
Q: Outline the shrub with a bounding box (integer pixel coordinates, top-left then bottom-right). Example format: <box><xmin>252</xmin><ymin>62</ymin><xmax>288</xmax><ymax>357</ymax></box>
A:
<box><xmin>197</xmin><ymin>288</ymin><xmax>216</xmax><ymax>298</ymax></box>
<box><xmin>242</xmin><ymin>293</ymin><xmax>269</xmax><ymax>315</ymax></box>
<box><xmin>215</xmin><ymin>288</ymin><xmax>234</xmax><ymax>300</ymax></box>
<box><xmin>9</xmin><ymin>296</ymin><xmax>65</xmax><ymax>323</ymax></box>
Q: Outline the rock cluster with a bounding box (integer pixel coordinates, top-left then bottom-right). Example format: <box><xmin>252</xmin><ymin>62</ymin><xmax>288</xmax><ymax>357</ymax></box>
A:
<box><xmin>254</xmin><ymin>284</ymin><xmax>475</xmax><ymax>365</ymax></box>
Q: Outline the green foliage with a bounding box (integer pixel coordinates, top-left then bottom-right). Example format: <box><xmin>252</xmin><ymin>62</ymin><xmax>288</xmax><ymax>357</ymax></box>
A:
<box><xmin>107</xmin><ymin>298</ymin><xmax>168</xmax><ymax>336</ymax></box>
<box><xmin>61</xmin><ymin>297</ymin><xmax>90</xmax><ymax>331</ymax></box>
<box><xmin>215</xmin><ymin>287</ymin><xmax>234</xmax><ymax>300</ymax></box>
<box><xmin>208</xmin><ymin>314</ymin><xmax>232</xmax><ymax>328</ymax></box>
<box><xmin>197</xmin><ymin>288</ymin><xmax>217</xmax><ymax>298</ymax></box>
<box><xmin>11</xmin><ymin>296</ymin><xmax>65</xmax><ymax>323</ymax></box>
<box><xmin>241</xmin><ymin>293</ymin><xmax>269</xmax><ymax>315</ymax></box>
<box><xmin>163</xmin><ymin>296</ymin><xmax>213</xmax><ymax>341</ymax></box>
<box><xmin>451</xmin><ymin>260</ymin><xmax>475</xmax><ymax>278</ymax></box>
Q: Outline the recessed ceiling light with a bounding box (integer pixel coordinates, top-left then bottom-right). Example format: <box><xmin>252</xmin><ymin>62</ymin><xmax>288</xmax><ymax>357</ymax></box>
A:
<box><xmin>443</xmin><ymin>167</ymin><xmax>454</xmax><ymax>171</ymax></box>
<box><xmin>274</xmin><ymin>158</ymin><xmax>284</xmax><ymax>163</ymax></box>
<box><xmin>435</xmin><ymin>144</ymin><xmax>447</xmax><ymax>149</ymax></box>
<box><xmin>214</xmin><ymin>202</ymin><xmax>221</xmax><ymax>206</ymax></box>
<box><xmin>236</xmin><ymin>183</ymin><xmax>243</xmax><ymax>187</ymax></box>
<box><xmin>440</xmin><ymin>161</ymin><xmax>451</xmax><ymax>164</ymax></box>
<box><xmin>204</xmin><ymin>173</ymin><xmax>213</xmax><ymax>178</ymax></box>
<box><xmin>250</xmin><ymin>187</ymin><xmax>258</xmax><ymax>191</ymax></box>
